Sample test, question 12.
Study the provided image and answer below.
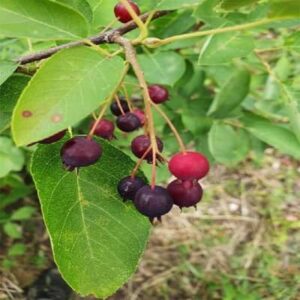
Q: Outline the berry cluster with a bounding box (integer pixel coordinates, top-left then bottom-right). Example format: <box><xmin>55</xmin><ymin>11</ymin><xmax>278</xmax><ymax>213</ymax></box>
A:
<box><xmin>33</xmin><ymin>2</ymin><xmax>210</xmax><ymax>223</ymax></box>
<box><xmin>35</xmin><ymin>81</ymin><xmax>209</xmax><ymax>223</ymax></box>
<box><xmin>118</xmin><ymin>151</ymin><xmax>209</xmax><ymax>222</ymax></box>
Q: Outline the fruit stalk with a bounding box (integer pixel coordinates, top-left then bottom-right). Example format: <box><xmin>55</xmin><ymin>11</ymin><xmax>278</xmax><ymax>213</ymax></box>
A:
<box><xmin>113</xmin><ymin>34</ymin><xmax>159</xmax><ymax>187</ymax></box>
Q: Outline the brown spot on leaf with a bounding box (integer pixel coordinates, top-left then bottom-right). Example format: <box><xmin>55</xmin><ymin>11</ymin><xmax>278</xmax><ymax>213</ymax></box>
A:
<box><xmin>22</xmin><ymin>110</ymin><xmax>32</xmax><ymax>118</ymax></box>
<box><xmin>51</xmin><ymin>114</ymin><xmax>63</xmax><ymax>123</ymax></box>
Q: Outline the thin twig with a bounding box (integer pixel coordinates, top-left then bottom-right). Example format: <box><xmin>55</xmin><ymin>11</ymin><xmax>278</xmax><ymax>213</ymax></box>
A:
<box><xmin>16</xmin><ymin>10</ymin><xmax>170</xmax><ymax>65</ymax></box>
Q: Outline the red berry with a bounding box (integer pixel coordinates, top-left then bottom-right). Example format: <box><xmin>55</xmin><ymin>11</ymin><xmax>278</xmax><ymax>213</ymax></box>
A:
<box><xmin>168</xmin><ymin>151</ymin><xmax>209</xmax><ymax>180</ymax></box>
<box><xmin>133</xmin><ymin>109</ymin><xmax>146</xmax><ymax>125</ymax></box>
<box><xmin>114</xmin><ymin>1</ymin><xmax>141</xmax><ymax>23</ymax></box>
<box><xmin>61</xmin><ymin>136</ymin><xmax>102</xmax><ymax>171</ymax></box>
<box><xmin>39</xmin><ymin>130</ymin><xmax>67</xmax><ymax>144</ymax></box>
<box><xmin>91</xmin><ymin>119</ymin><xmax>115</xmax><ymax>140</ymax></box>
<box><xmin>134</xmin><ymin>185</ymin><xmax>173</xmax><ymax>222</ymax></box>
<box><xmin>131</xmin><ymin>135</ymin><xmax>163</xmax><ymax>162</ymax></box>
<box><xmin>167</xmin><ymin>180</ymin><xmax>203</xmax><ymax>208</ymax></box>
<box><xmin>148</xmin><ymin>85</ymin><xmax>169</xmax><ymax>104</ymax></box>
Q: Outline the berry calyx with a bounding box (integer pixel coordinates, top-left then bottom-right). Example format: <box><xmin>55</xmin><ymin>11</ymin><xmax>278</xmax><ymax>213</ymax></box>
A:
<box><xmin>167</xmin><ymin>180</ymin><xmax>203</xmax><ymax>209</ymax></box>
<box><xmin>39</xmin><ymin>130</ymin><xmax>67</xmax><ymax>144</ymax></box>
<box><xmin>114</xmin><ymin>1</ymin><xmax>141</xmax><ymax>23</ymax></box>
<box><xmin>134</xmin><ymin>185</ymin><xmax>173</xmax><ymax>222</ymax></box>
<box><xmin>168</xmin><ymin>151</ymin><xmax>210</xmax><ymax>180</ymax></box>
<box><xmin>148</xmin><ymin>85</ymin><xmax>169</xmax><ymax>104</ymax></box>
<box><xmin>60</xmin><ymin>136</ymin><xmax>102</xmax><ymax>171</ymax></box>
<box><xmin>133</xmin><ymin>109</ymin><xmax>146</xmax><ymax>125</ymax></box>
<box><xmin>117</xmin><ymin>176</ymin><xmax>146</xmax><ymax>201</ymax></box>
<box><xmin>110</xmin><ymin>99</ymin><xmax>130</xmax><ymax>116</ymax></box>
<box><xmin>91</xmin><ymin>119</ymin><xmax>115</xmax><ymax>140</ymax></box>
<box><xmin>116</xmin><ymin>112</ymin><xmax>141</xmax><ymax>132</ymax></box>
<box><xmin>131</xmin><ymin>135</ymin><xmax>163</xmax><ymax>162</ymax></box>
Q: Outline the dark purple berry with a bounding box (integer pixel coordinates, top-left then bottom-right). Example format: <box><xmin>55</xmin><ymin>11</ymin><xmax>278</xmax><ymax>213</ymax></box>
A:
<box><xmin>114</xmin><ymin>1</ymin><xmax>141</xmax><ymax>23</ymax></box>
<box><xmin>39</xmin><ymin>130</ymin><xmax>67</xmax><ymax>144</ymax></box>
<box><xmin>117</xmin><ymin>176</ymin><xmax>146</xmax><ymax>201</ymax></box>
<box><xmin>134</xmin><ymin>185</ymin><xmax>173</xmax><ymax>222</ymax></box>
<box><xmin>110</xmin><ymin>99</ymin><xmax>130</xmax><ymax>116</ymax></box>
<box><xmin>91</xmin><ymin>119</ymin><xmax>115</xmax><ymax>140</ymax></box>
<box><xmin>131</xmin><ymin>135</ymin><xmax>163</xmax><ymax>162</ymax></box>
<box><xmin>167</xmin><ymin>180</ymin><xmax>203</xmax><ymax>208</ymax></box>
<box><xmin>116</xmin><ymin>112</ymin><xmax>141</xmax><ymax>132</ymax></box>
<box><xmin>148</xmin><ymin>85</ymin><xmax>169</xmax><ymax>104</ymax></box>
<box><xmin>60</xmin><ymin>136</ymin><xmax>102</xmax><ymax>171</ymax></box>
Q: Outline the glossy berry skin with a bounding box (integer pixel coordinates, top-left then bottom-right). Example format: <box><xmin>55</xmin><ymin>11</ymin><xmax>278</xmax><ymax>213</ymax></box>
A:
<box><xmin>134</xmin><ymin>185</ymin><xmax>173</xmax><ymax>221</ymax></box>
<box><xmin>60</xmin><ymin>136</ymin><xmax>102</xmax><ymax>171</ymax></box>
<box><xmin>131</xmin><ymin>135</ymin><xmax>163</xmax><ymax>162</ymax></box>
<box><xmin>117</xmin><ymin>176</ymin><xmax>146</xmax><ymax>201</ymax></box>
<box><xmin>110</xmin><ymin>100</ymin><xmax>130</xmax><ymax>116</ymax></box>
<box><xmin>167</xmin><ymin>180</ymin><xmax>203</xmax><ymax>208</ymax></box>
<box><xmin>148</xmin><ymin>85</ymin><xmax>169</xmax><ymax>104</ymax></box>
<box><xmin>114</xmin><ymin>1</ymin><xmax>141</xmax><ymax>23</ymax></box>
<box><xmin>117</xmin><ymin>112</ymin><xmax>141</xmax><ymax>132</ymax></box>
<box><xmin>91</xmin><ymin>119</ymin><xmax>115</xmax><ymax>140</ymax></box>
<box><xmin>39</xmin><ymin>130</ymin><xmax>67</xmax><ymax>144</ymax></box>
<box><xmin>169</xmin><ymin>151</ymin><xmax>209</xmax><ymax>180</ymax></box>
<box><xmin>133</xmin><ymin>109</ymin><xmax>146</xmax><ymax>125</ymax></box>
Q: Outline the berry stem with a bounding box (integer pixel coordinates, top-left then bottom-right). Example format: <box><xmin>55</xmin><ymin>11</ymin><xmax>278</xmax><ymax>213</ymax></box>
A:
<box><xmin>88</xmin><ymin>101</ymin><xmax>110</xmax><ymax>139</ymax></box>
<box><xmin>83</xmin><ymin>39</ymin><xmax>111</xmax><ymax>57</ymax></box>
<box><xmin>144</xmin><ymin>19</ymin><xmax>273</xmax><ymax>48</ymax></box>
<box><xmin>131</xmin><ymin>146</ymin><xmax>152</xmax><ymax>178</ymax></box>
<box><xmin>122</xmin><ymin>85</ymin><xmax>134</xmax><ymax>111</ymax></box>
<box><xmin>151</xmin><ymin>149</ymin><xmax>157</xmax><ymax>190</ymax></box>
<box><xmin>119</xmin><ymin>0</ymin><xmax>148</xmax><ymax>43</ymax></box>
<box><xmin>88</xmin><ymin>62</ymin><xmax>129</xmax><ymax>138</ymax></box>
<box><xmin>115</xmin><ymin>94</ymin><xmax>126</xmax><ymax>115</ymax></box>
<box><xmin>113</xmin><ymin>35</ymin><xmax>159</xmax><ymax>166</ymax></box>
<box><xmin>151</xmin><ymin>102</ymin><xmax>186</xmax><ymax>153</ymax></box>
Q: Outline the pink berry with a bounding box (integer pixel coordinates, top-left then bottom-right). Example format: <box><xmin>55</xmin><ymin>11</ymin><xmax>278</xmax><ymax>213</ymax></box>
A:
<box><xmin>168</xmin><ymin>151</ymin><xmax>209</xmax><ymax>180</ymax></box>
<box><xmin>148</xmin><ymin>85</ymin><xmax>169</xmax><ymax>104</ymax></box>
<box><xmin>91</xmin><ymin>119</ymin><xmax>115</xmax><ymax>140</ymax></box>
<box><xmin>133</xmin><ymin>109</ymin><xmax>146</xmax><ymax>125</ymax></box>
<box><xmin>114</xmin><ymin>1</ymin><xmax>141</xmax><ymax>23</ymax></box>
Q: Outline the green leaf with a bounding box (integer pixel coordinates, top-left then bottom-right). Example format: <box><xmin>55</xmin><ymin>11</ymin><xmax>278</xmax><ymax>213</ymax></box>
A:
<box><xmin>198</xmin><ymin>32</ymin><xmax>254</xmax><ymax>65</ymax></box>
<box><xmin>219</xmin><ymin>0</ymin><xmax>258</xmax><ymax>10</ymax></box>
<box><xmin>0</xmin><ymin>175</ymin><xmax>33</xmax><ymax>209</ymax></box>
<box><xmin>138</xmin><ymin>51</ymin><xmax>186</xmax><ymax>86</ymax></box>
<box><xmin>208</xmin><ymin>68</ymin><xmax>250</xmax><ymax>118</ymax></box>
<box><xmin>87</xmin><ymin>0</ymin><xmax>117</xmax><ymax>28</ymax></box>
<box><xmin>8</xmin><ymin>243</ymin><xmax>26</xmax><ymax>256</ymax></box>
<box><xmin>0</xmin><ymin>0</ymin><xmax>89</xmax><ymax>40</ymax></box>
<box><xmin>194</xmin><ymin>0</ymin><xmax>228</xmax><ymax>26</ymax></box>
<box><xmin>4</xmin><ymin>222</ymin><xmax>22</xmax><ymax>239</ymax></box>
<box><xmin>208</xmin><ymin>122</ymin><xmax>250</xmax><ymax>166</ymax></box>
<box><xmin>242</xmin><ymin>113</ymin><xmax>300</xmax><ymax>159</ymax></box>
<box><xmin>0</xmin><ymin>61</ymin><xmax>18</xmax><ymax>86</ymax></box>
<box><xmin>269</xmin><ymin>0</ymin><xmax>300</xmax><ymax>20</ymax></box>
<box><xmin>155</xmin><ymin>0</ymin><xmax>202</xmax><ymax>10</ymax></box>
<box><xmin>31</xmin><ymin>138</ymin><xmax>151</xmax><ymax>298</ymax></box>
<box><xmin>12</xmin><ymin>47</ymin><xmax>126</xmax><ymax>146</ymax></box>
<box><xmin>0</xmin><ymin>137</ymin><xmax>24</xmax><ymax>178</ymax></box>
<box><xmin>0</xmin><ymin>74</ymin><xmax>30</xmax><ymax>132</ymax></box>
<box><xmin>55</xmin><ymin>0</ymin><xmax>93</xmax><ymax>23</ymax></box>
<box><xmin>11</xmin><ymin>206</ymin><xmax>36</xmax><ymax>221</ymax></box>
